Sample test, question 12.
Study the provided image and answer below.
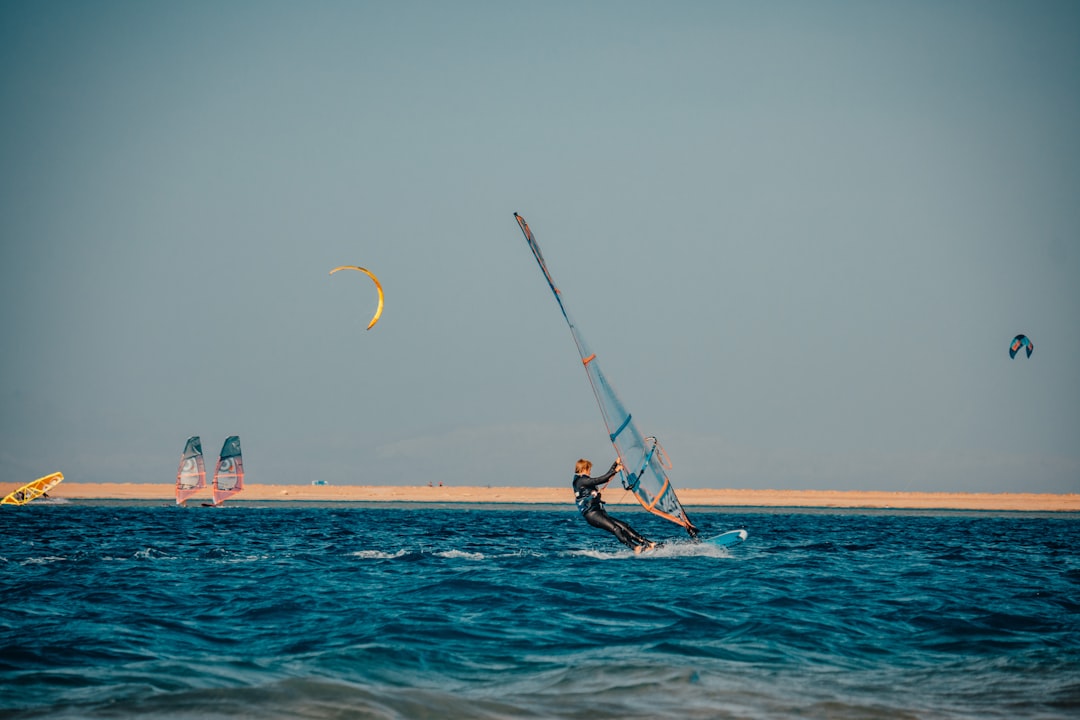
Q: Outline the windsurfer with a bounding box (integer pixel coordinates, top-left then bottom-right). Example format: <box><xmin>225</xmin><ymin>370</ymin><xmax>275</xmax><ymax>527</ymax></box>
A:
<box><xmin>572</xmin><ymin>458</ymin><xmax>657</xmax><ymax>553</ymax></box>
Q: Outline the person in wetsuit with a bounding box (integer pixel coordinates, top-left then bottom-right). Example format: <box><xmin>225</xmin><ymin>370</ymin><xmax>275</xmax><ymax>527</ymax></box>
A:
<box><xmin>572</xmin><ymin>458</ymin><xmax>656</xmax><ymax>553</ymax></box>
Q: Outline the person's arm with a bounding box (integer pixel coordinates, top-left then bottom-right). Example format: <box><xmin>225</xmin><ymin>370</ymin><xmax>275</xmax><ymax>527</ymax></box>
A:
<box><xmin>590</xmin><ymin>461</ymin><xmax>621</xmax><ymax>486</ymax></box>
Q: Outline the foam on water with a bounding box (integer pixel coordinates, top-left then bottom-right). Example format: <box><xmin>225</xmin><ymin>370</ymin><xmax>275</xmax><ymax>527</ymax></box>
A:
<box><xmin>569</xmin><ymin>539</ymin><xmax>739</xmax><ymax>560</ymax></box>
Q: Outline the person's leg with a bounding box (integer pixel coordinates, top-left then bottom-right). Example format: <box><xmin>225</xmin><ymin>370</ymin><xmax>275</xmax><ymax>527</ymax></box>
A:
<box><xmin>609</xmin><ymin>516</ymin><xmax>651</xmax><ymax>548</ymax></box>
<box><xmin>585</xmin><ymin>510</ymin><xmax>648</xmax><ymax>549</ymax></box>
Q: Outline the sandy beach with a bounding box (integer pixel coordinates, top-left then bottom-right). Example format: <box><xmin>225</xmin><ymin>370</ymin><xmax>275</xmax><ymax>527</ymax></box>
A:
<box><xmin>27</xmin><ymin>482</ymin><xmax>1080</xmax><ymax>511</ymax></box>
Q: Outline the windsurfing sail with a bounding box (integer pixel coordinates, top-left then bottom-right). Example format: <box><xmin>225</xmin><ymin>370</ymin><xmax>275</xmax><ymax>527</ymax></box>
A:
<box><xmin>175</xmin><ymin>436</ymin><xmax>206</xmax><ymax>505</ymax></box>
<box><xmin>212</xmin><ymin>436</ymin><xmax>244</xmax><ymax>506</ymax></box>
<box><xmin>513</xmin><ymin>213</ymin><xmax>699</xmax><ymax>537</ymax></box>
<box><xmin>2</xmin><ymin>472</ymin><xmax>64</xmax><ymax>506</ymax></box>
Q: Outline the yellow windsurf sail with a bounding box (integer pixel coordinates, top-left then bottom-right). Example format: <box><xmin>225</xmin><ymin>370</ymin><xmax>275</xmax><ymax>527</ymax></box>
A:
<box><xmin>2</xmin><ymin>472</ymin><xmax>64</xmax><ymax>506</ymax></box>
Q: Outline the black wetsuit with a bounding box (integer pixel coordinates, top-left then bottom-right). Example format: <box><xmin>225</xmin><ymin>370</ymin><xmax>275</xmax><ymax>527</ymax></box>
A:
<box><xmin>572</xmin><ymin>463</ymin><xmax>652</xmax><ymax>550</ymax></box>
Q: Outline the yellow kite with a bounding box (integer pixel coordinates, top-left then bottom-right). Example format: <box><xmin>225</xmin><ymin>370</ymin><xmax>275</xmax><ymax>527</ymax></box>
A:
<box><xmin>329</xmin><ymin>265</ymin><xmax>384</xmax><ymax>330</ymax></box>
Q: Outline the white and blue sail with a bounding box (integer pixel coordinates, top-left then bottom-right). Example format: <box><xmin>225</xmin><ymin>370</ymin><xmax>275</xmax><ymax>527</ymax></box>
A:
<box><xmin>175</xmin><ymin>436</ymin><xmax>206</xmax><ymax>506</ymax></box>
<box><xmin>212</xmin><ymin>436</ymin><xmax>244</xmax><ymax>506</ymax></box>
<box><xmin>514</xmin><ymin>213</ymin><xmax>698</xmax><ymax>537</ymax></box>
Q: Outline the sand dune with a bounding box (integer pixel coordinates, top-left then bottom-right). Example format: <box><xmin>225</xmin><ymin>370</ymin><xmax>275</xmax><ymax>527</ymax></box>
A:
<box><xmin>30</xmin><ymin>482</ymin><xmax>1080</xmax><ymax>511</ymax></box>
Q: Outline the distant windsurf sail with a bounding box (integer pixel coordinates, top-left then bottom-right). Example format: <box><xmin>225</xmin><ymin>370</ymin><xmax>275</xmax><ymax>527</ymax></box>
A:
<box><xmin>212</xmin><ymin>436</ymin><xmax>244</xmax><ymax>506</ymax></box>
<box><xmin>175</xmin><ymin>436</ymin><xmax>206</xmax><ymax>505</ymax></box>
<box><xmin>2</xmin><ymin>472</ymin><xmax>64</xmax><ymax>506</ymax></box>
<box><xmin>514</xmin><ymin>213</ymin><xmax>698</xmax><ymax>537</ymax></box>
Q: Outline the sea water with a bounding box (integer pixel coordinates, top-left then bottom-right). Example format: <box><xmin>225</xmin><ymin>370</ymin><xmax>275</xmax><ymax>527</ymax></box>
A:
<box><xmin>1</xmin><ymin>503</ymin><xmax>1077</xmax><ymax>719</ymax></box>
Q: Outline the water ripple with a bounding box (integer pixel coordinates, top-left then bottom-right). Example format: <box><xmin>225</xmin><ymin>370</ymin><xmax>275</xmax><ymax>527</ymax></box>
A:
<box><xmin>1</xmin><ymin>506</ymin><xmax>1077</xmax><ymax>718</ymax></box>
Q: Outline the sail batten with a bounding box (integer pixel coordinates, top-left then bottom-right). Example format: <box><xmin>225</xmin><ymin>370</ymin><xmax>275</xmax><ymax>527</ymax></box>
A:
<box><xmin>514</xmin><ymin>213</ymin><xmax>698</xmax><ymax>536</ymax></box>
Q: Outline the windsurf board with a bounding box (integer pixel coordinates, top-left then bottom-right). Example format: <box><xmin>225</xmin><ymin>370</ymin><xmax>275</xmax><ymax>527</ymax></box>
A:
<box><xmin>703</xmin><ymin>529</ymin><xmax>748</xmax><ymax>547</ymax></box>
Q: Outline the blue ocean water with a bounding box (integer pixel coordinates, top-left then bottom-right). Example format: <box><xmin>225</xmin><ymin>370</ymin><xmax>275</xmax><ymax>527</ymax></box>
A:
<box><xmin>1</xmin><ymin>503</ymin><xmax>1078</xmax><ymax>719</ymax></box>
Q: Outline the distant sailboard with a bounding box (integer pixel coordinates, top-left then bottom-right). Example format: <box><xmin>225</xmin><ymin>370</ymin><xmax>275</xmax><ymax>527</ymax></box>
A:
<box><xmin>513</xmin><ymin>213</ymin><xmax>746</xmax><ymax>546</ymax></box>
<box><xmin>2</xmin><ymin>472</ymin><xmax>64</xmax><ymax>506</ymax></box>
<box><xmin>175</xmin><ymin>436</ymin><xmax>207</xmax><ymax>506</ymax></box>
<box><xmin>210</xmin><ymin>436</ymin><xmax>244</xmax><ymax>506</ymax></box>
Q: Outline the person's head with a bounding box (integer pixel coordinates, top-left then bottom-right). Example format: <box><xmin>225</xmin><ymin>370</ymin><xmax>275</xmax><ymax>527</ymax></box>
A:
<box><xmin>575</xmin><ymin>458</ymin><xmax>592</xmax><ymax>475</ymax></box>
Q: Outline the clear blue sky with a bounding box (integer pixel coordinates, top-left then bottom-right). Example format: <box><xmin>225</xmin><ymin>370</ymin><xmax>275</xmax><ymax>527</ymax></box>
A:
<box><xmin>2</xmin><ymin>1</ymin><xmax>1077</xmax><ymax>493</ymax></box>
